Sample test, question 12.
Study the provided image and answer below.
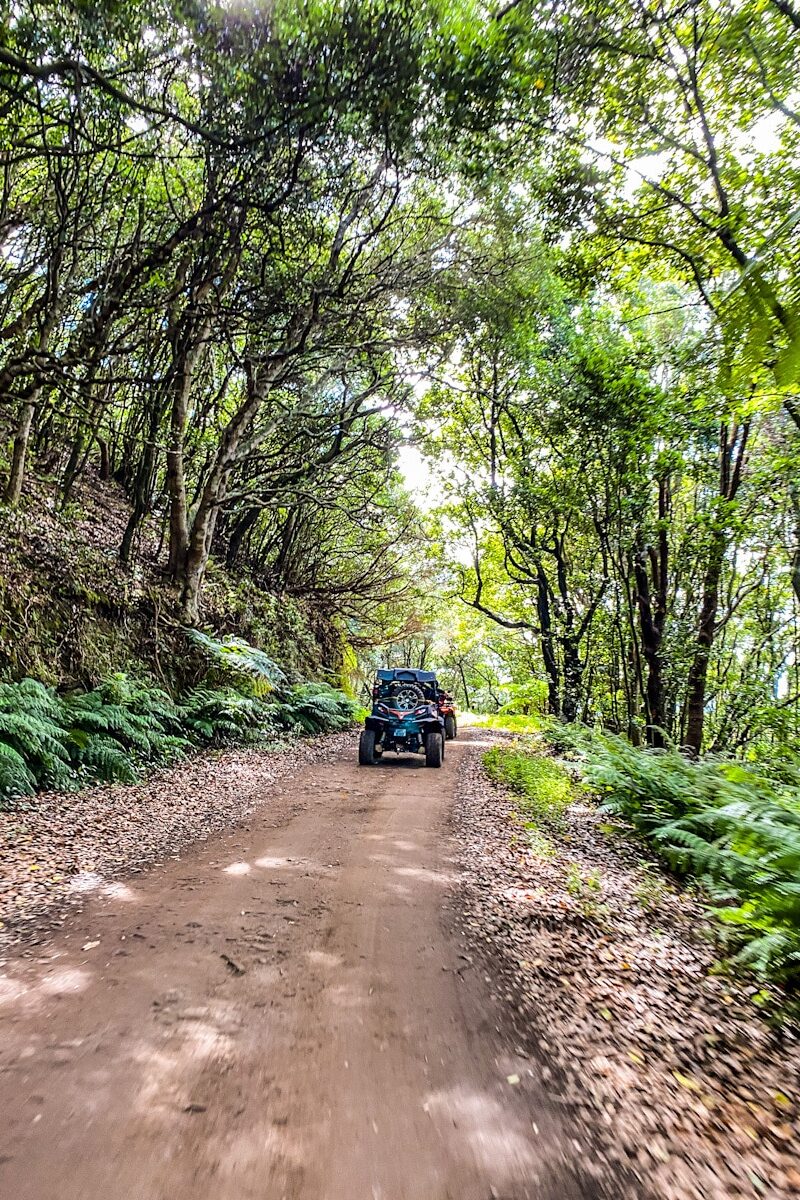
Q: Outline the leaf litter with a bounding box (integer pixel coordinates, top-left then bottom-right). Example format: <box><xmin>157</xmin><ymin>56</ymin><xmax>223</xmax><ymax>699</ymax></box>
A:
<box><xmin>452</xmin><ymin>733</ymin><xmax>800</xmax><ymax>1200</ymax></box>
<box><xmin>0</xmin><ymin>731</ymin><xmax>355</xmax><ymax>953</ymax></box>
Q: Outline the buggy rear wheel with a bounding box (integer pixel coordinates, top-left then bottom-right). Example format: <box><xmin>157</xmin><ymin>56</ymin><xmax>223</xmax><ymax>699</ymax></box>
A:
<box><xmin>359</xmin><ymin>729</ymin><xmax>377</xmax><ymax>766</ymax></box>
<box><xmin>444</xmin><ymin>714</ymin><xmax>457</xmax><ymax>740</ymax></box>
<box><xmin>424</xmin><ymin>730</ymin><xmax>443</xmax><ymax>768</ymax></box>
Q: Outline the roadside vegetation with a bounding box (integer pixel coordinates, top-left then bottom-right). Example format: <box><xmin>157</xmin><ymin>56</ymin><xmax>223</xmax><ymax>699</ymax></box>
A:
<box><xmin>484</xmin><ymin>725</ymin><xmax>800</xmax><ymax>996</ymax></box>
<box><xmin>0</xmin><ymin>634</ymin><xmax>356</xmax><ymax>805</ymax></box>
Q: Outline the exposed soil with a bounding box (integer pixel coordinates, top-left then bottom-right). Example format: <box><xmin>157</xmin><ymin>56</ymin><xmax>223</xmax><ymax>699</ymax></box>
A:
<box><xmin>452</xmin><ymin>734</ymin><xmax>800</xmax><ymax>1200</ymax></box>
<box><xmin>0</xmin><ymin>731</ymin><xmax>355</xmax><ymax>952</ymax></box>
<box><xmin>0</xmin><ymin>732</ymin><xmax>619</xmax><ymax>1200</ymax></box>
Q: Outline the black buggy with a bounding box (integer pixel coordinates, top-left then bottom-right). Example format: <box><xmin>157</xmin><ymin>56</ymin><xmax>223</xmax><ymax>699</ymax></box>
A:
<box><xmin>358</xmin><ymin>668</ymin><xmax>446</xmax><ymax>768</ymax></box>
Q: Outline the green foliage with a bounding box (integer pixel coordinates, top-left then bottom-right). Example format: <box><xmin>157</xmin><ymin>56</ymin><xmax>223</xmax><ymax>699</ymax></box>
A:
<box><xmin>270</xmin><ymin>684</ymin><xmax>358</xmax><ymax>736</ymax></box>
<box><xmin>0</xmin><ymin>650</ymin><xmax>358</xmax><ymax>804</ymax></box>
<box><xmin>176</xmin><ymin>688</ymin><xmax>265</xmax><ymax>746</ymax></box>
<box><xmin>497</xmin><ymin>680</ymin><xmax>550</xmax><ymax>716</ymax></box>
<box><xmin>483</xmin><ymin>743</ymin><xmax>573</xmax><ymax>827</ymax></box>
<box><xmin>565</xmin><ymin>863</ymin><xmax>607</xmax><ymax>920</ymax></box>
<box><xmin>0</xmin><ymin>679</ymin><xmax>74</xmax><ymax>795</ymax></box>
<box><xmin>186</xmin><ymin>630</ymin><xmax>286</xmax><ymax>697</ymax></box>
<box><xmin>572</xmin><ymin>731</ymin><xmax>800</xmax><ymax>989</ymax></box>
<box><xmin>471</xmin><ymin>713</ymin><xmax>543</xmax><ymax>735</ymax></box>
<box><xmin>541</xmin><ymin>718</ymin><xmax>590</xmax><ymax>757</ymax></box>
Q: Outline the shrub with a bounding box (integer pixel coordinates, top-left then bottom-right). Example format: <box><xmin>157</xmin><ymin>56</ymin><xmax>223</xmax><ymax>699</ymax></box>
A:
<box><xmin>0</xmin><ymin>652</ymin><xmax>358</xmax><ymax>805</ymax></box>
<box><xmin>571</xmin><ymin>731</ymin><xmax>800</xmax><ymax>989</ymax></box>
<box><xmin>270</xmin><ymin>683</ymin><xmax>357</xmax><ymax>735</ymax></box>
<box><xmin>177</xmin><ymin>687</ymin><xmax>266</xmax><ymax>746</ymax></box>
<box><xmin>471</xmin><ymin>713</ymin><xmax>543</xmax><ymax>735</ymax></box>
<box><xmin>185</xmin><ymin>629</ymin><xmax>285</xmax><ymax>696</ymax></box>
<box><xmin>496</xmin><ymin>679</ymin><xmax>550</xmax><ymax>716</ymax></box>
<box><xmin>0</xmin><ymin>679</ymin><xmax>74</xmax><ymax>795</ymax></box>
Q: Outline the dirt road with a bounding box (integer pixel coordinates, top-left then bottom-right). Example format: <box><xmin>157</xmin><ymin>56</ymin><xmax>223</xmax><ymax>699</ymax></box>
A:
<box><xmin>0</xmin><ymin>736</ymin><xmax>598</xmax><ymax>1200</ymax></box>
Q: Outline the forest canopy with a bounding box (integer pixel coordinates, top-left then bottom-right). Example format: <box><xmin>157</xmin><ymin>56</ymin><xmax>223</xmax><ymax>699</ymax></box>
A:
<box><xmin>1</xmin><ymin>0</ymin><xmax>798</xmax><ymax>760</ymax></box>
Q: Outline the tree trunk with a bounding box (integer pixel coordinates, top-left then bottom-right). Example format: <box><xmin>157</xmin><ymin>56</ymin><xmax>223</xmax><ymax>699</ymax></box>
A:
<box><xmin>457</xmin><ymin>660</ymin><xmax>472</xmax><ymax>710</ymax></box>
<box><xmin>165</xmin><ymin>360</ymin><xmax>192</xmax><ymax>577</ymax></box>
<box><xmin>119</xmin><ymin>402</ymin><xmax>163</xmax><ymax>567</ymax></box>
<box><xmin>166</xmin><ymin>440</ymin><xmax>190</xmax><ymax>577</ymax></box>
<box><xmin>60</xmin><ymin>428</ymin><xmax>86</xmax><ymax>508</ymax></box>
<box><xmin>5</xmin><ymin>395</ymin><xmax>37</xmax><ymax>506</ymax></box>
<box><xmin>535</xmin><ymin>564</ymin><xmax>560</xmax><ymax>714</ymax></box>
<box><xmin>791</xmin><ymin>482</ymin><xmax>800</xmax><ymax>606</ymax></box>
<box><xmin>225</xmin><ymin>506</ymin><xmax>261</xmax><ymax>568</ymax></box>
<box><xmin>684</xmin><ymin>423</ymin><xmax>749</xmax><ymax>756</ymax></box>
<box><xmin>561</xmin><ymin>636</ymin><xmax>582</xmax><ymax>723</ymax></box>
<box><xmin>684</xmin><ymin>533</ymin><xmax>725</xmax><ymax>755</ymax></box>
<box><xmin>632</xmin><ymin>535</ymin><xmax>668</xmax><ymax>745</ymax></box>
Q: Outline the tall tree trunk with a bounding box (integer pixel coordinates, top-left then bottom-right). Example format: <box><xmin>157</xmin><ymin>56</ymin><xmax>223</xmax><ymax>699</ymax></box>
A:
<box><xmin>119</xmin><ymin>401</ymin><xmax>163</xmax><ymax>567</ymax></box>
<box><xmin>165</xmin><ymin>369</ymin><xmax>192</xmax><ymax>577</ymax></box>
<box><xmin>225</xmin><ymin>506</ymin><xmax>261</xmax><ymax>568</ymax></box>
<box><xmin>98</xmin><ymin>438</ymin><xmax>110</xmax><ymax>480</ymax></box>
<box><xmin>5</xmin><ymin>393</ymin><xmax>38</xmax><ymax>505</ymax></box>
<box><xmin>684</xmin><ymin>531</ymin><xmax>725</xmax><ymax>755</ymax></box>
<box><xmin>790</xmin><ymin>482</ymin><xmax>800</xmax><ymax>606</ymax></box>
<box><xmin>561</xmin><ymin>636</ymin><xmax>582</xmax><ymax>723</ymax></box>
<box><xmin>535</xmin><ymin>564</ymin><xmax>560</xmax><ymax>714</ymax></box>
<box><xmin>457</xmin><ymin>660</ymin><xmax>472</xmax><ymax>710</ymax></box>
<box><xmin>684</xmin><ymin>422</ymin><xmax>749</xmax><ymax>756</ymax></box>
<box><xmin>632</xmin><ymin>477</ymin><xmax>670</xmax><ymax>746</ymax></box>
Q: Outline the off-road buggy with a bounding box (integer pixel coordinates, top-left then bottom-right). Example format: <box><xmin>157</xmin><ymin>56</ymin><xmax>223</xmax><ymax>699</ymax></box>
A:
<box><xmin>438</xmin><ymin>690</ymin><xmax>457</xmax><ymax>740</ymax></box>
<box><xmin>359</xmin><ymin>668</ymin><xmax>446</xmax><ymax>768</ymax></box>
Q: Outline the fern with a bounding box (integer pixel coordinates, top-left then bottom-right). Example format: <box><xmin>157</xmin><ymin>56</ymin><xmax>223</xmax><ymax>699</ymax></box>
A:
<box><xmin>177</xmin><ymin>687</ymin><xmax>268</xmax><ymax>746</ymax></box>
<box><xmin>559</xmin><ymin>728</ymin><xmax>800</xmax><ymax>990</ymax></box>
<box><xmin>186</xmin><ymin>630</ymin><xmax>285</xmax><ymax>697</ymax></box>
<box><xmin>0</xmin><ymin>741</ymin><xmax>38</xmax><ymax>797</ymax></box>
<box><xmin>75</xmin><ymin>735</ymin><xmax>139</xmax><ymax>784</ymax></box>
<box><xmin>0</xmin><ymin>662</ymin><xmax>355</xmax><ymax>808</ymax></box>
<box><xmin>270</xmin><ymin>683</ymin><xmax>357</xmax><ymax>735</ymax></box>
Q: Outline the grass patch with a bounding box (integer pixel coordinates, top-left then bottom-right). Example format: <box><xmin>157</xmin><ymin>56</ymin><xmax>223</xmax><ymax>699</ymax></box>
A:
<box><xmin>470</xmin><ymin>713</ymin><xmax>543</xmax><ymax>735</ymax></box>
<box><xmin>565</xmin><ymin>863</ymin><xmax>608</xmax><ymax>920</ymax></box>
<box><xmin>483</xmin><ymin>743</ymin><xmax>573</xmax><ymax>827</ymax></box>
<box><xmin>526</xmin><ymin>825</ymin><xmax>556</xmax><ymax>857</ymax></box>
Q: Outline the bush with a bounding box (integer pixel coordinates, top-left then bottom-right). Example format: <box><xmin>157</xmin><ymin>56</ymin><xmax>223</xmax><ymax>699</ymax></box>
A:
<box><xmin>569</xmin><ymin>731</ymin><xmax>800</xmax><ymax>989</ymax></box>
<box><xmin>496</xmin><ymin>679</ymin><xmax>550</xmax><ymax>716</ymax></box>
<box><xmin>185</xmin><ymin>628</ymin><xmax>285</xmax><ymax>696</ymax></box>
<box><xmin>471</xmin><ymin>713</ymin><xmax>543</xmax><ymax>735</ymax></box>
<box><xmin>271</xmin><ymin>682</ymin><xmax>357</xmax><ymax>735</ymax></box>
<box><xmin>0</xmin><ymin>650</ymin><xmax>358</xmax><ymax>805</ymax></box>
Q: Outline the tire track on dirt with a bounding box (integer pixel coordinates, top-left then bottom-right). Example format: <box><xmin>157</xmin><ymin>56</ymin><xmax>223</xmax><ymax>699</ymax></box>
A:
<box><xmin>0</xmin><ymin>735</ymin><xmax>616</xmax><ymax>1200</ymax></box>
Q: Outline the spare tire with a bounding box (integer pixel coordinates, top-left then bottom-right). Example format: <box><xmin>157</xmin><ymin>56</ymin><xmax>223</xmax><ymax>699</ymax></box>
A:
<box><xmin>389</xmin><ymin>683</ymin><xmax>425</xmax><ymax>710</ymax></box>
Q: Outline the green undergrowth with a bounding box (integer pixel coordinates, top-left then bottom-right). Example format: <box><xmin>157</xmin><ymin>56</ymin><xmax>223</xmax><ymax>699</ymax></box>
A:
<box><xmin>483</xmin><ymin>741</ymin><xmax>573</xmax><ymax>830</ymax></box>
<box><xmin>0</xmin><ymin>478</ymin><xmax>337</xmax><ymax>691</ymax></box>
<box><xmin>542</xmin><ymin>723</ymin><xmax>800</xmax><ymax>994</ymax></box>
<box><xmin>0</xmin><ymin>632</ymin><xmax>357</xmax><ymax>805</ymax></box>
<box><xmin>469</xmin><ymin>713</ymin><xmax>544</xmax><ymax>735</ymax></box>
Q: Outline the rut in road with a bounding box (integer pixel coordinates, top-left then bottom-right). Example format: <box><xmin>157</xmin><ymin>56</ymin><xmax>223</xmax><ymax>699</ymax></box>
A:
<box><xmin>0</xmin><ymin>735</ymin><xmax>608</xmax><ymax>1200</ymax></box>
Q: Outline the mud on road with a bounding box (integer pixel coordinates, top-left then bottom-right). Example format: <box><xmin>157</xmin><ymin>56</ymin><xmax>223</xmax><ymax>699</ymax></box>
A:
<box><xmin>0</xmin><ymin>734</ymin><xmax>611</xmax><ymax>1200</ymax></box>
